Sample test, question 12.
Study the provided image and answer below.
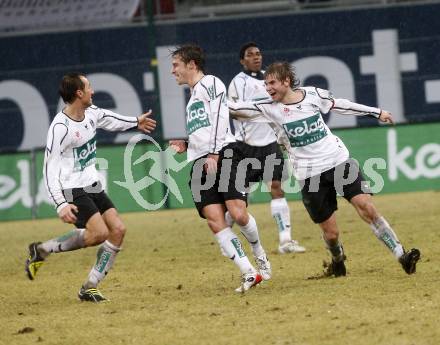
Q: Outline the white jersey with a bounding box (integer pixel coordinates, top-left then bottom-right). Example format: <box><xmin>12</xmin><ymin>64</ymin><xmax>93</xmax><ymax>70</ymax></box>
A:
<box><xmin>185</xmin><ymin>75</ymin><xmax>235</xmax><ymax>161</ymax></box>
<box><xmin>229</xmin><ymin>86</ymin><xmax>381</xmax><ymax>180</ymax></box>
<box><xmin>44</xmin><ymin>105</ymin><xmax>138</xmax><ymax>213</ymax></box>
<box><xmin>228</xmin><ymin>71</ymin><xmax>278</xmax><ymax>146</ymax></box>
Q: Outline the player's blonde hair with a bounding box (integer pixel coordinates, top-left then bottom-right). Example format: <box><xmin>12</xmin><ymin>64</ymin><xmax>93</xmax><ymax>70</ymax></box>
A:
<box><xmin>264</xmin><ymin>62</ymin><xmax>300</xmax><ymax>89</ymax></box>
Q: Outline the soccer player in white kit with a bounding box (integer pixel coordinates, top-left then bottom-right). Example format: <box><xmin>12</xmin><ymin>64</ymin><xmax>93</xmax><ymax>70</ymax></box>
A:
<box><xmin>228</xmin><ymin>42</ymin><xmax>305</xmax><ymax>254</ymax></box>
<box><xmin>229</xmin><ymin>62</ymin><xmax>420</xmax><ymax>276</ymax></box>
<box><xmin>169</xmin><ymin>44</ymin><xmax>271</xmax><ymax>292</ymax></box>
<box><xmin>25</xmin><ymin>73</ymin><xmax>156</xmax><ymax>302</ymax></box>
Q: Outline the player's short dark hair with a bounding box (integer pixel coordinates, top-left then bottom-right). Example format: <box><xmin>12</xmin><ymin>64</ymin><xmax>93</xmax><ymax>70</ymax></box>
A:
<box><xmin>59</xmin><ymin>72</ymin><xmax>85</xmax><ymax>103</ymax></box>
<box><xmin>171</xmin><ymin>44</ymin><xmax>205</xmax><ymax>73</ymax></box>
<box><xmin>264</xmin><ymin>62</ymin><xmax>300</xmax><ymax>89</ymax></box>
<box><xmin>239</xmin><ymin>42</ymin><xmax>259</xmax><ymax>60</ymax></box>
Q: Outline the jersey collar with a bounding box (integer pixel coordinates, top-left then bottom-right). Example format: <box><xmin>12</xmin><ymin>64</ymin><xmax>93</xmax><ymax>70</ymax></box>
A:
<box><xmin>243</xmin><ymin>70</ymin><xmax>264</xmax><ymax>80</ymax></box>
<box><xmin>284</xmin><ymin>89</ymin><xmax>306</xmax><ymax>105</ymax></box>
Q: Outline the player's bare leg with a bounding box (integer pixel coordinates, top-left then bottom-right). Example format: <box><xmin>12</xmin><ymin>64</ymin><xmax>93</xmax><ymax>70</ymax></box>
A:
<box><xmin>269</xmin><ymin>180</ymin><xmax>305</xmax><ymax>254</ymax></box>
<box><xmin>204</xmin><ymin>203</ymin><xmax>262</xmax><ymax>292</ymax></box>
<box><xmin>25</xmin><ymin>214</ymin><xmax>100</xmax><ymax>281</ymax></box>
<box><xmin>319</xmin><ymin>213</ymin><xmax>346</xmax><ymax>277</ymax></box>
<box><xmin>225</xmin><ymin>199</ymin><xmax>271</xmax><ymax>280</ymax></box>
<box><xmin>350</xmin><ymin>194</ymin><xmax>420</xmax><ymax>274</ymax></box>
<box><xmin>102</xmin><ymin>208</ymin><xmax>126</xmax><ymax>247</ymax></box>
<box><xmin>25</xmin><ymin>210</ymin><xmax>113</xmax><ymax>300</ymax></box>
<box><xmin>79</xmin><ymin>209</ymin><xmax>125</xmax><ymax>302</ymax></box>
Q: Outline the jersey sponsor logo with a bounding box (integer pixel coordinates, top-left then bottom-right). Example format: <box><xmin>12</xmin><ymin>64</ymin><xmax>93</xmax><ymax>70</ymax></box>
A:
<box><xmin>282</xmin><ymin>113</ymin><xmax>327</xmax><ymax>147</ymax></box>
<box><xmin>73</xmin><ymin>136</ymin><xmax>97</xmax><ymax>171</ymax></box>
<box><xmin>186</xmin><ymin>101</ymin><xmax>211</xmax><ymax>135</ymax></box>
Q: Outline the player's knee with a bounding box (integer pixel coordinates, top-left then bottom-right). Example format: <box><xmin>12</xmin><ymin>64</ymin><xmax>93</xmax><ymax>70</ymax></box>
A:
<box><xmin>111</xmin><ymin>223</ymin><xmax>126</xmax><ymax>241</ymax></box>
<box><xmin>88</xmin><ymin>227</ymin><xmax>109</xmax><ymax>245</ymax></box>
<box><xmin>269</xmin><ymin>180</ymin><xmax>283</xmax><ymax>197</ymax></box>
<box><xmin>97</xmin><ymin>227</ymin><xmax>110</xmax><ymax>243</ymax></box>
<box><xmin>206</xmin><ymin>219</ymin><xmax>223</xmax><ymax>233</ymax></box>
<box><xmin>229</xmin><ymin>209</ymin><xmax>248</xmax><ymax>227</ymax></box>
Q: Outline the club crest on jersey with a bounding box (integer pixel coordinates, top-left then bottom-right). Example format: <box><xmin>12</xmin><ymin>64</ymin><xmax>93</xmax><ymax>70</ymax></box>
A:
<box><xmin>73</xmin><ymin>136</ymin><xmax>97</xmax><ymax>171</ymax></box>
<box><xmin>282</xmin><ymin>113</ymin><xmax>327</xmax><ymax>147</ymax></box>
<box><xmin>186</xmin><ymin>101</ymin><xmax>210</xmax><ymax>135</ymax></box>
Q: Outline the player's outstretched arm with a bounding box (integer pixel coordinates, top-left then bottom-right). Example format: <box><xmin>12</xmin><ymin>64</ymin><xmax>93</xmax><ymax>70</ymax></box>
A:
<box><xmin>228</xmin><ymin>100</ymin><xmax>263</xmax><ymax>120</ymax></box>
<box><xmin>228</xmin><ymin>100</ymin><xmax>272</xmax><ymax>124</ymax></box>
<box><xmin>378</xmin><ymin>110</ymin><xmax>394</xmax><ymax>124</ymax></box>
<box><xmin>137</xmin><ymin>110</ymin><xmax>156</xmax><ymax>133</ymax></box>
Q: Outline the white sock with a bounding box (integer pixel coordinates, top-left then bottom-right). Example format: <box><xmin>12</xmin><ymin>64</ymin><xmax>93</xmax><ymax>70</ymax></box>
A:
<box><xmin>39</xmin><ymin>228</ymin><xmax>86</xmax><ymax>257</ymax></box>
<box><xmin>239</xmin><ymin>214</ymin><xmax>265</xmax><ymax>257</ymax></box>
<box><xmin>225</xmin><ymin>211</ymin><xmax>234</xmax><ymax>228</ymax></box>
<box><xmin>84</xmin><ymin>240</ymin><xmax>120</xmax><ymax>289</ymax></box>
<box><xmin>369</xmin><ymin>216</ymin><xmax>404</xmax><ymax>259</ymax></box>
<box><xmin>271</xmin><ymin>198</ymin><xmax>292</xmax><ymax>244</ymax></box>
<box><xmin>215</xmin><ymin>228</ymin><xmax>255</xmax><ymax>274</ymax></box>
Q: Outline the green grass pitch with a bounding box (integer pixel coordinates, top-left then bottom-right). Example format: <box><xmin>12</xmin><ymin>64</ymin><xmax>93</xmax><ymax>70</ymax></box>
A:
<box><xmin>1</xmin><ymin>191</ymin><xmax>439</xmax><ymax>345</ymax></box>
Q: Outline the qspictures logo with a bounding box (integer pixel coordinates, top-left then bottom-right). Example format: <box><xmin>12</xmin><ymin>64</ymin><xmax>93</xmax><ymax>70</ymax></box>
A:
<box><xmin>1</xmin><ymin>128</ymin><xmax>436</xmax><ymax>217</ymax></box>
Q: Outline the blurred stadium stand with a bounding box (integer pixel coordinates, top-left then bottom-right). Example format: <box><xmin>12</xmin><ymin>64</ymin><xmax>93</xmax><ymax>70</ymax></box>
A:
<box><xmin>150</xmin><ymin>0</ymin><xmax>438</xmax><ymax>21</ymax></box>
<box><xmin>1</xmin><ymin>0</ymin><xmax>438</xmax><ymax>33</ymax></box>
<box><xmin>0</xmin><ymin>0</ymin><xmax>141</xmax><ymax>32</ymax></box>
